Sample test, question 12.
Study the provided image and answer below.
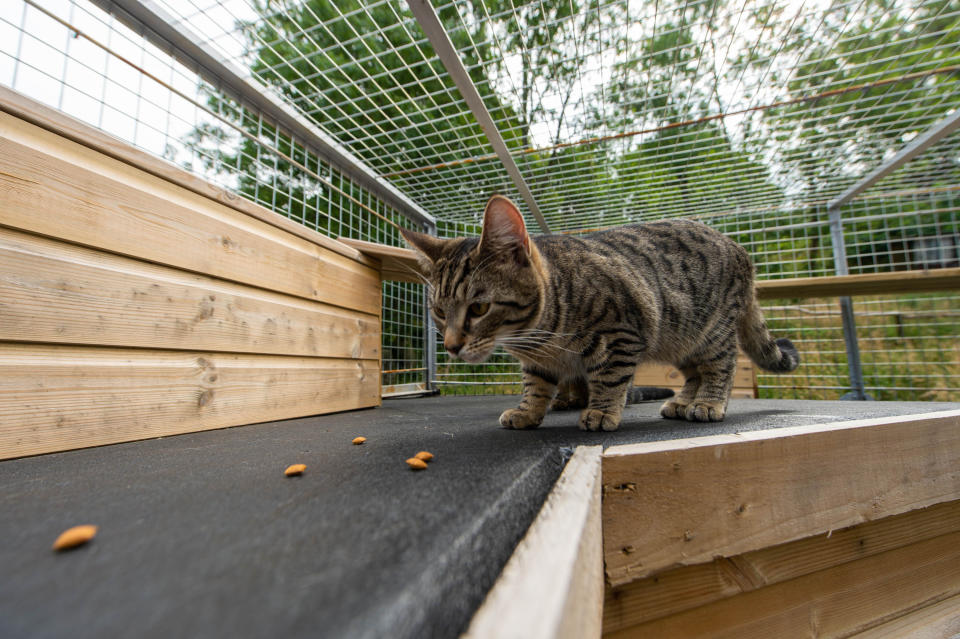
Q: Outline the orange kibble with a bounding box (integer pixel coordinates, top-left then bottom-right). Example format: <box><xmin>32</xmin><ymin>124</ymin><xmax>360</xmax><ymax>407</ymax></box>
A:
<box><xmin>53</xmin><ymin>525</ymin><xmax>97</xmax><ymax>551</ymax></box>
<box><xmin>352</xmin><ymin>437</ymin><xmax>366</xmax><ymax>445</ymax></box>
<box><xmin>284</xmin><ymin>464</ymin><xmax>306</xmax><ymax>476</ymax></box>
<box><xmin>414</xmin><ymin>451</ymin><xmax>434</xmax><ymax>462</ymax></box>
<box><xmin>405</xmin><ymin>457</ymin><xmax>428</xmax><ymax>470</ymax></box>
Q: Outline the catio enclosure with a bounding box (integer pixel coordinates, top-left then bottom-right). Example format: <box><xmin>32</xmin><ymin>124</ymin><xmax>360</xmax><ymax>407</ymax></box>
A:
<box><xmin>1</xmin><ymin>0</ymin><xmax>960</xmax><ymax>638</ymax></box>
<box><xmin>1</xmin><ymin>0</ymin><xmax>958</xmax><ymax>403</ymax></box>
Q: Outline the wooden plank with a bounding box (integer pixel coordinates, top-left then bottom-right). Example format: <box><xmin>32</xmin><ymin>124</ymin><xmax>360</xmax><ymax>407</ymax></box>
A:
<box><xmin>604</xmin><ymin>531</ymin><xmax>960</xmax><ymax>639</ymax></box>
<box><xmin>0</xmin><ymin>85</ymin><xmax>377</xmax><ymax>269</ymax></box>
<box><xmin>602</xmin><ymin>410</ymin><xmax>960</xmax><ymax>586</ymax></box>
<box><xmin>465</xmin><ymin>446</ymin><xmax>604</xmax><ymax>639</ymax></box>
<box><xmin>0</xmin><ymin>344</ymin><xmax>380</xmax><ymax>459</ymax></box>
<box><xmin>0</xmin><ymin>112</ymin><xmax>381</xmax><ymax>315</ymax></box>
<box><xmin>755</xmin><ymin>267</ymin><xmax>960</xmax><ymax>299</ymax></box>
<box><xmin>0</xmin><ymin>227</ymin><xmax>380</xmax><ymax>359</ymax></box>
<box><xmin>339</xmin><ymin>237</ymin><xmax>424</xmax><ymax>284</ymax></box>
<box><xmin>846</xmin><ymin>592</ymin><xmax>960</xmax><ymax>638</ymax></box>
<box><xmin>603</xmin><ymin>499</ymin><xmax>960</xmax><ymax>632</ymax></box>
<box><xmin>633</xmin><ymin>355</ymin><xmax>756</xmax><ymax>398</ymax></box>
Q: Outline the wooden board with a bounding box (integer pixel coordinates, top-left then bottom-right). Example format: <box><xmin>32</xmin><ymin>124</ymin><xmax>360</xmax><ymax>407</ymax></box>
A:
<box><xmin>847</xmin><ymin>592</ymin><xmax>960</xmax><ymax>638</ymax></box>
<box><xmin>0</xmin><ymin>226</ymin><xmax>379</xmax><ymax>359</ymax></box>
<box><xmin>755</xmin><ymin>267</ymin><xmax>960</xmax><ymax>299</ymax></box>
<box><xmin>604</xmin><ymin>530</ymin><xmax>960</xmax><ymax>638</ymax></box>
<box><xmin>0</xmin><ymin>111</ymin><xmax>381</xmax><ymax>315</ymax></box>
<box><xmin>0</xmin><ymin>343</ymin><xmax>380</xmax><ymax>459</ymax></box>
<box><xmin>603</xmin><ymin>499</ymin><xmax>960</xmax><ymax>633</ymax></box>
<box><xmin>0</xmin><ymin>85</ymin><xmax>376</xmax><ymax>268</ymax></box>
<box><xmin>633</xmin><ymin>354</ymin><xmax>757</xmax><ymax>398</ymax></box>
<box><xmin>602</xmin><ymin>410</ymin><xmax>960</xmax><ymax>586</ymax></box>
<box><xmin>465</xmin><ymin>446</ymin><xmax>604</xmax><ymax>639</ymax></box>
<box><xmin>339</xmin><ymin>237</ymin><xmax>425</xmax><ymax>284</ymax></box>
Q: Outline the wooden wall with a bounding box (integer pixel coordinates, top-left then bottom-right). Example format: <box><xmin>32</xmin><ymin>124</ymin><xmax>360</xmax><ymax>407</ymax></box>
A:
<box><xmin>601</xmin><ymin>410</ymin><xmax>960</xmax><ymax>638</ymax></box>
<box><xmin>0</xmin><ymin>97</ymin><xmax>383</xmax><ymax>459</ymax></box>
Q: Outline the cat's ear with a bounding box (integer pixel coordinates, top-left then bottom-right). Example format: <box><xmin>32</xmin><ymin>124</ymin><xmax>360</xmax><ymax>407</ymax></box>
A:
<box><xmin>479</xmin><ymin>195</ymin><xmax>530</xmax><ymax>265</ymax></box>
<box><xmin>400</xmin><ymin>227</ymin><xmax>446</xmax><ymax>265</ymax></box>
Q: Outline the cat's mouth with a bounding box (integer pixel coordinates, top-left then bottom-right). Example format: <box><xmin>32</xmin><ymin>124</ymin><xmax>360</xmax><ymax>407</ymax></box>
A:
<box><xmin>454</xmin><ymin>340</ymin><xmax>496</xmax><ymax>363</ymax></box>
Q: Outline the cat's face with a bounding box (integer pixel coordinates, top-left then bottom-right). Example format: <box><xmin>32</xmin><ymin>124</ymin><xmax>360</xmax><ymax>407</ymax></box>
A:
<box><xmin>402</xmin><ymin>196</ymin><xmax>544</xmax><ymax>362</ymax></box>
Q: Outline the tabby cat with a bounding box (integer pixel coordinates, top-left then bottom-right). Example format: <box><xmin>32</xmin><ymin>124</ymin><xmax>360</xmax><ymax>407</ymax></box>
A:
<box><xmin>402</xmin><ymin>195</ymin><xmax>799</xmax><ymax>431</ymax></box>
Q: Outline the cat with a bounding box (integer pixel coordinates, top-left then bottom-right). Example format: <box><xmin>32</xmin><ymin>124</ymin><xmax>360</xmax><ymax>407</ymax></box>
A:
<box><xmin>401</xmin><ymin>195</ymin><xmax>799</xmax><ymax>431</ymax></box>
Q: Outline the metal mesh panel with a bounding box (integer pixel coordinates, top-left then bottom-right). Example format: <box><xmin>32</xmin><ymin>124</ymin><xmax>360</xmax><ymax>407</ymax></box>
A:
<box><xmin>760</xmin><ymin>293</ymin><xmax>960</xmax><ymax>402</ymax></box>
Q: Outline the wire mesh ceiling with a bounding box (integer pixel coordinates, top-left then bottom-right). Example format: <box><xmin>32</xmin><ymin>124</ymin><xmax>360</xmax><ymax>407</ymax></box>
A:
<box><xmin>136</xmin><ymin>0</ymin><xmax>960</xmax><ymax>236</ymax></box>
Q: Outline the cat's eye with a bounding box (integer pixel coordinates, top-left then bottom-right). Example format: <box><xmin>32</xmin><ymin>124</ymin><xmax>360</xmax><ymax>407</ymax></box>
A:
<box><xmin>433</xmin><ymin>307</ymin><xmax>445</xmax><ymax>320</ymax></box>
<box><xmin>468</xmin><ymin>301</ymin><xmax>490</xmax><ymax>317</ymax></box>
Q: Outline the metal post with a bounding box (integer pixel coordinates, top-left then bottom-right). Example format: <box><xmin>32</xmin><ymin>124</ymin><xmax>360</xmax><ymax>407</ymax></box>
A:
<box><xmin>422</xmin><ymin>221</ymin><xmax>438</xmax><ymax>392</ymax></box>
<box><xmin>827</xmin><ymin>205</ymin><xmax>868</xmax><ymax>400</ymax></box>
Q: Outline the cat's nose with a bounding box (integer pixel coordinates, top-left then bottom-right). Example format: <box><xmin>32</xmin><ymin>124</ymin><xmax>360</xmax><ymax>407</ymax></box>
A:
<box><xmin>444</xmin><ymin>333</ymin><xmax>465</xmax><ymax>356</ymax></box>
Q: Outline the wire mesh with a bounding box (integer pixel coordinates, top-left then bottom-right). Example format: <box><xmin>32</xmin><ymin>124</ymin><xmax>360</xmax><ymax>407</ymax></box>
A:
<box><xmin>760</xmin><ymin>293</ymin><xmax>960</xmax><ymax>402</ymax></box>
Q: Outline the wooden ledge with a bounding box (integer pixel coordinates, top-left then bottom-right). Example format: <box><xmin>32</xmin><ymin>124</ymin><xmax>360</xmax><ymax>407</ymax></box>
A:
<box><xmin>755</xmin><ymin>267</ymin><xmax>960</xmax><ymax>299</ymax></box>
<box><xmin>601</xmin><ymin>409</ymin><xmax>960</xmax><ymax>587</ymax></box>
<box><xmin>465</xmin><ymin>446</ymin><xmax>604</xmax><ymax>639</ymax></box>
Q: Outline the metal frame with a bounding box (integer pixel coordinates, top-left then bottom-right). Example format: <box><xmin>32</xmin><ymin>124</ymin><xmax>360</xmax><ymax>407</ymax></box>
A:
<box><xmin>826</xmin><ymin>109</ymin><xmax>960</xmax><ymax>400</ymax></box>
<box><xmin>405</xmin><ymin>0</ymin><xmax>550</xmax><ymax>233</ymax></box>
<box><xmin>87</xmin><ymin>0</ymin><xmax>435</xmax><ymax>230</ymax></box>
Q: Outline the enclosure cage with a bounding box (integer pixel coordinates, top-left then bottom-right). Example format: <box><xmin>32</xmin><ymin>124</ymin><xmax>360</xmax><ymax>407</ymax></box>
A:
<box><xmin>1</xmin><ymin>0</ymin><xmax>958</xmax><ymax>404</ymax></box>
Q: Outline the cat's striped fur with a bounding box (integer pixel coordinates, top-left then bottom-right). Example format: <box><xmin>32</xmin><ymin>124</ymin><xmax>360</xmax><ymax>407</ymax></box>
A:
<box><xmin>402</xmin><ymin>195</ymin><xmax>799</xmax><ymax>431</ymax></box>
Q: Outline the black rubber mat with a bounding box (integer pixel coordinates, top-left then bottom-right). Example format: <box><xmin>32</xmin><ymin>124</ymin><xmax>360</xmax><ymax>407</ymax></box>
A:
<box><xmin>1</xmin><ymin>396</ymin><xmax>955</xmax><ymax>639</ymax></box>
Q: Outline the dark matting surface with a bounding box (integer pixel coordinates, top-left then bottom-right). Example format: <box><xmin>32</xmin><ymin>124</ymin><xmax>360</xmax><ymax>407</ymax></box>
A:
<box><xmin>2</xmin><ymin>396</ymin><xmax>957</xmax><ymax>639</ymax></box>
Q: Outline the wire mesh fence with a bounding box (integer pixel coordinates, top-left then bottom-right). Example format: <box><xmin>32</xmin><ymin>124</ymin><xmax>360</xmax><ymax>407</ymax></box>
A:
<box><xmin>2</xmin><ymin>0</ymin><xmax>957</xmax><ymax>402</ymax></box>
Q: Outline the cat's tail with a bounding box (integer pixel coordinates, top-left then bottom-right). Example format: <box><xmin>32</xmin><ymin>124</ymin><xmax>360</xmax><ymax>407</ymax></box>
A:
<box><xmin>738</xmin><ymin>294</ymin><xmax>800</xmax><ymax>373</ymax></box>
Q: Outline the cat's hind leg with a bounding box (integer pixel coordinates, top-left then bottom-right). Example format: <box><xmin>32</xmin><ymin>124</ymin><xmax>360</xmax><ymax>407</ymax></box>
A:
<box><xmin>683</xmin><ymin>349</ymin><xmax>737</xmax><ymax>422</ymax></box>
<box><xmin>551</xmin><ymin>378</ymin><xmax>589</xmax><ymax>411</ymax></box>
<box><xmin>659</xmin><ymin>365</ymin><xmax>700</xmax><ymax>419</ymax></box>
<box><xmin>500</xmin><ymin>366</ymin><xmax>557</xmax><ymax>429</ymax></box>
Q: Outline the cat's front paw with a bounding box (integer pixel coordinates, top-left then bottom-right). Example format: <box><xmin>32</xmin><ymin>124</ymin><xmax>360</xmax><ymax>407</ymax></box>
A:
<box><xmin>579</xmin><ymin>409</ymin><xmax>620</xmax><ymax>432</ymax></box>
<box><xmin>685</xmin><ymin>401</ymin><xmax>726</xmax><ymax>422</ymax></box>
<box><xmin>500</xmin><ymin>408</ymin><xmax>543</xmax><ymax>429</ymax></box>
<box><xmin>659</xmin><ymin>399</ymin><xmax>690</xmax><ymax>420</ymax></box>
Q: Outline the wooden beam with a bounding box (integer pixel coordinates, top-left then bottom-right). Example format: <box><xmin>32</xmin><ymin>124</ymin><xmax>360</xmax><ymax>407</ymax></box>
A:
<box><xmin>465</xmin><ymin>446</ymin><xmax>604</xmax><ymax>639</ymax></box>
<box><xmin>605</xmin><ymin>530</ymin><xmax>960</xmax><ymax>638</ymax></box>
<box><xmin>603</xmin><ymin>499</ymin><xmax>960</xmax><ymax>632</ymax></box>
<box><xmin>0</xmin><ymin>112</ymin><xmax>381</xmax><ymax>315</ymax></box>
<box><xmin>602</xmin><ymin>410</ymin><xmax>960</xmax><ymax>586</ymax></box>
<box><xmin>756</xmin><ymin>267</ymin><xmax>960</xmax><ymax>299</ymax></box>
<box><xmin>0</xmin><ymin>85</ymin><xmax>378</xmax><ymax>268</ymax></box>
<box><xmin>0</xmin><ymin>344</ymin><xmax>380</xmax><ymax>460</ymax></box>
<box><xmin>338</xmin><ymin>237</ymin><xmax>425</xmax><ymax>284</ymax></box>
<box><xmin>0</xmin><ymin>226</ymin><xmax>380</xmax><ymax>359</ymax></box>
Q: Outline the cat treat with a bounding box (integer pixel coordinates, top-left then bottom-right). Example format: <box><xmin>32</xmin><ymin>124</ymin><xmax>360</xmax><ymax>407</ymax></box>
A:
<box><xmin>414</xmin><ymin>451</ymin><xmax>434</xmax><ymax>462</ymax></box>
<box><xmin>405</xmin><ymin>457</ymin><xmax>428</xmax><ymax>470</ymax></box>
<box><xmin>284</xmin><ymin>464</ymin><xmax>306</xmax><ymax>476</ymax></box>
<box><xmin>352</xmin><ymin>436</ymin><xmax>366</xmax><ymax>445</ymax></box>
<box><xmin>52</xmin><ymin>525</ymin><xmax>98</xmax><ymax>551</ymax></box>
<box><xmin>403</xmin><ymin>195</ymin><xmax>799</xmax><ymax>431</ymax></box>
